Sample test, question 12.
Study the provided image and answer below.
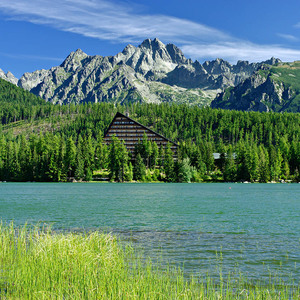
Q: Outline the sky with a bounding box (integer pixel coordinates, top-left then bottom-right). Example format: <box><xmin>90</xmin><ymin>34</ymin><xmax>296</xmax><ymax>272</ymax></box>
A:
<box><xmin>1</xmin><ymin>0</ymin><xmax>300</xmax><ymax>78</ymax></box>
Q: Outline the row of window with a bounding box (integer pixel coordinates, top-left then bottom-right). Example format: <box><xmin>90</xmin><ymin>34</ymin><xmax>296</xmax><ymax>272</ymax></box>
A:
<box><xmin>109</xmin><ymin>134</ymin><xmax>163</xmax><ymax>140</ymax></box>
<box><xmin>107</xmin><ymin>132</ymin><xmax>159</xmax><ymax>138</ymax></box>
<box><xmin>110</xmin><ymin>126</ymin><xmax>145</xmax><ymax>131</ymax></box>
<box><xmin>108</xmin><ymin>130</ymin><xmax>160</xmax><ymax>138</ymax></box>
<box><xmin>104</xmin><ymin>137</ymin><xmax>168</xmax><ymax>144</ymax></box>
<box><xmin>110</xmin><ymin>125</ymin><xmax>151</xmax><ymax>131</ymax></box>
<box><xmin>113</xmin><ymin>121</ymin><xmax>135</xmax><ymax>125</ymax></box>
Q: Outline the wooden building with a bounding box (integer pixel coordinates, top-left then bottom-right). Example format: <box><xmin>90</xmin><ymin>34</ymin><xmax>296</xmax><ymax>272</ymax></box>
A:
<box><xmin>104</xmin><ymin>112</ymin><xmax>177</xmax><ymax>157</ymax></box>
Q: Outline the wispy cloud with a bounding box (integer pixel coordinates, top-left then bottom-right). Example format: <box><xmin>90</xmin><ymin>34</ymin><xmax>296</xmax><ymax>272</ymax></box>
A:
<box><xmin>181</xmin><ymin>42</ymin><xmax>300</xmax><ymax>63</ymax></box>
<box><xmin>0</xmin><ymin>0</ymin><xmax>230</xmax><ymax>44</ymax></box>
<box><xmin>277</xmin><ymin>33</ymin><xmax>299</xmax><ymax>42</ymax></box>
<box><xmin>1</xmin><ymin>0</ymin><xmax>300</xmax><ymax>63</ymax></box>
<box><xmin>0</xmin><ymin>52</ymin><xmax>63</xmax><ymax>62</ymax></box>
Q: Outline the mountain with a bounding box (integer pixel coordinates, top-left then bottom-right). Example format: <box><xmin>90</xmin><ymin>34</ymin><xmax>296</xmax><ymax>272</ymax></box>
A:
<box><xmin>211</xmin><ymin>62</ymin><xmax>300</xmax><ymax>112</ymax></box>
<box><xmin>0</xmin><ymin>69</ymin><xmax>18</xmax><ymax>85</ymax></box>
<box><xmin>2</xmin><ymin>38</ymin><xmax>281</xmax><ymax>106</ymax></box>
<box><xmin>0</xmin><ymin>77</ymin><xmax>46</xmax><ymax>126</ymax></box>
<box><xmin>162</xmin><ymin>57</ymin><xmax>281</xmax><ymax>90</ymax></box>
<box><xmin>0</xmin><ymin>77</ymin><xmax>45</xmax><ymax>106</ymax></box>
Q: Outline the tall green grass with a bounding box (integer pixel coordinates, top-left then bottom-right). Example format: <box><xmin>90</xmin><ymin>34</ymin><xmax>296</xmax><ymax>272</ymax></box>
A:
<box><xmin>0</xmin><ymin>223</ymin><xmax>299</xmax><ymax>299</ymax></box>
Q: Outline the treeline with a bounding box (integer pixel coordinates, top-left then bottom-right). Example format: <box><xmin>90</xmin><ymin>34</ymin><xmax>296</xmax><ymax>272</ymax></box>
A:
<box><xmin>0</xmin><ymin>88</ymin><xmax>299</xmax><ymax>182</ymax></box>
<box><xmin>2</xmin><ymin>102</ymin><xmax>300</xmax><ymax>147</ymax></box>
<box><xmin>0</xmin><ymin>131</ymin><xmax>184</xmax><ymax>182</ymax></box>
<box><xmin>0</xmin><ymin>127</ymin><xmax>299</xmax><ymax>182</ymax></box>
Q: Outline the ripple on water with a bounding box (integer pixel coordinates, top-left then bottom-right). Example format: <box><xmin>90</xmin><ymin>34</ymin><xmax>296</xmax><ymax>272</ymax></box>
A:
<box><xmin>0</xmin><ymin>182</ymin><xmax>299</xmax><ymax>281</ymax></box>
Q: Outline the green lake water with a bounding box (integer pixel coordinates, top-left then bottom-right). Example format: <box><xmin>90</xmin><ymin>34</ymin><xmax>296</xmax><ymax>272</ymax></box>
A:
<box><xmin>0</xmin><ymin>182</ymin><xmax>299</xmax><ymax>281</ymax></box>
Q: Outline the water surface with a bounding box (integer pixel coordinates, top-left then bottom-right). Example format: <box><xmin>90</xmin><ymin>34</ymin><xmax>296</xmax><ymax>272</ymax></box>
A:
<box><xmin>0</xmin><ymin>182</ymin><xmax>299</xmax><ymax>281</ymax></box>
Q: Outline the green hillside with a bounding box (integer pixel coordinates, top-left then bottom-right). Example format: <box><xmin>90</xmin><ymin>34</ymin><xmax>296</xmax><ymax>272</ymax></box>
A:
<box><xmin>267</xmin><ymin>61</ymin><xmax>300</xmax><ymax>87</ymax></box>
<box><xmin>0</xmin><ymin>78</ymin><xmax>50</xmax><ymax>125</ymax></box>
<box><xmin>263</xmin><ymin>61</ymin><xmax>300</xmax><ymax>112</ymax></box>
<box><xmin>212</xmin><ymin>62</ymin><xmax>300</xmax><ymax>112</ymax></box>
<box><xmin>0</xmin><ymin>78</ymin><xmax>46</xmax><ymax>105</ymax></box>
<box><xmin>0</xmin><ymin>95</ymin><xmax>299</xmax><ymax>183</ymax></box>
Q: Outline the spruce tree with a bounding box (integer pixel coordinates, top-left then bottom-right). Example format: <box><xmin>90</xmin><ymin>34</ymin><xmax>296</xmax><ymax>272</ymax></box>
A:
<box><xmin>134</xmin><ymin>153</ymin><xmax>146</xmax><ymax>181</ymax></box>
<box><xmin>223</xmin><ymin>145</ymin><xmax>236</xmax><ymax>182</ymax></box>
<box><xmin>177</xmin><ymin>158</ymin><xmax>192</xmax><ymax>183</ymax></box>
<box><xmin>164</xmin><ymin>143</ymin><xmax>175</xmax><ymax>182</ymax></box>
<box><xmin>65</xmin><ymin>137</ymin><xmax>77</xmax><ymax>178</ymax></box>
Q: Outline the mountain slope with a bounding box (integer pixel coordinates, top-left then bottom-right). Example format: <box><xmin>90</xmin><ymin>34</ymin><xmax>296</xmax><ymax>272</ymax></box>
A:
<box><xmin>0</xmin><ymin>77</ymin><xmax>45</xmax><ymax>106</ymax></box>
<box><xmin>17</xmin><ymin>39</ymin><xmax>192</xmax><ymax>105</ymax></box>
<box><xmin>0</xmin><ymin>69</ymin><xmax>18</xmax><ymax>85</ymax></box>
<box><xmin>0</xmin><ymin>77</ymin><xmax>47</xmax><ymax>125</ymax></box>
<box><xmin>211</xmin><ymin>62</ymin><xmax>300</xmax><ymax>112</ymax></box>
<box><xmin>2</xmin><ymin>38</ymin><xmax>280</xmax><ymax>106</ymax></box>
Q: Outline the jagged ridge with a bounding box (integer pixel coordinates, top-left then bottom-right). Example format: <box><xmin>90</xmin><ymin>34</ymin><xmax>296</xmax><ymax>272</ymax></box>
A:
<box><xmin>211</xmin><ymin>62</ymin><xmax>300</xmax><ymax>112</ymax></box>
<box><xmin>1</xmin><ymin>39</ymin><xmax>282</xmax><ymax>107</ymax></box>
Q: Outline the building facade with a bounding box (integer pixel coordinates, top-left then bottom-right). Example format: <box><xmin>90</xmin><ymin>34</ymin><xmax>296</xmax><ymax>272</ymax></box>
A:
<box><xmin>104</xmin><ymin>112</ymin><xmax>177</xmax><ymax>157</ymax></box>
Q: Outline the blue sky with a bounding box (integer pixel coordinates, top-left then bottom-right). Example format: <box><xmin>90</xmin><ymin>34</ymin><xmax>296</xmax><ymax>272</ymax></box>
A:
<box><xmin>1</xmin><ymin>0</ymin><xmax>300</xmax><ymax>78</ymax></box>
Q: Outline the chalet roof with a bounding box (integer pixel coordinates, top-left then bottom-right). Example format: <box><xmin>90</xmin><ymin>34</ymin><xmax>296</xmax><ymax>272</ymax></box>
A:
<box><xmin>104</xmin><ymin>112</ymin><xmax>178</xmax><ymax>146</ymax></box>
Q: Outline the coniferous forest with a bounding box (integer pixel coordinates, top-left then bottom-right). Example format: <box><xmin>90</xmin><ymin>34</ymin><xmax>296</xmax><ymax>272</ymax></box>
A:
<box><xmin>0</xmin><ymin>78</ymin><xmax>299</xmax><ymax>183</ymax></box>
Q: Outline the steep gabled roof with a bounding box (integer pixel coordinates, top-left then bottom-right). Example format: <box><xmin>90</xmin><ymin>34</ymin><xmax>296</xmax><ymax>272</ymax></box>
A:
<box><xmin>104</xmin><ymin>112</ymin><xmax>178</xmax><ymax>146</ymax></box>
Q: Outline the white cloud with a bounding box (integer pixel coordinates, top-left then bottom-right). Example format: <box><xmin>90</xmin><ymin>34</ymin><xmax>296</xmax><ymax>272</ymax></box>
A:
<box><xmin>0</xmin><ymin>0</ymin><xmax>300</xmax><ymax>63</ymax></box>
<box><xmin>0</xmin><ymin>51</ymin><xmax>63</xmax><ymax>62</ymax></box>
<box><xmin>181</xmin><ymin>42</ymin><xmax>300</xmax><ymax>63</ymax></box>
<box><xmin>277</xmin><ymin>33</ymin><xmax>299</xmax><ymax>42</ymax></box>
<box><xmin>0</xmin><ymin>0</ymin><xmax>230</xmax><ymax>44</ymax></box>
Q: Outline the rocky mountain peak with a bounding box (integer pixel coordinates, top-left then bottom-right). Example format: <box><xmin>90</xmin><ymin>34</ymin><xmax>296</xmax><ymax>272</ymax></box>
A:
<box><xmin>60</xmin><ymin>48</ymin><xmax>89</xmax><ymax>72</ymax></box>
<box><xmin>122</xmin><ymin>44</ymin><xmax>136</xmax><ymax>56</ymax></box>
<box><xmin>236</xmin><ymin>60</ymin><xmax>249</xmax><ymax>67</ymax></box>
<box><xmin>121</xmin><ymin>38</ymin><xmax>182</xmax><ymax>77</ymax></box>
<box><xmin>166</xmin><ymin>43</ymin><xmax>187</xmax><ymax>65</ymax></box>
<box><xmin>139</xmin><ymin>38</ymin><xmax>165</xmax><ymax>50</ymax></box>
<box><xmin>0</xmin><ymin>38</ymin><xmax>288</xmax><ymax>110</ymax></box>
<box><xmin>211</xmin><ymin>61</ymin><xmax>300</xmax><ymax>112</ymax></box>
<box><xmin>263</xmin><ymin>57</ymin><xmax>281</xmax><ymax>65</ymax></box>
<box><xmin>0</xmin><ymin>68</ymin><xmax>18</xmax><ymax>85</ymax></box>
<box><xmin>140</xmin><ymin>38</ymin><xmax>152</xmax><ymax>49</ymax></box>
<box><xmin>203</xmin><ymin>58</ymin><xmax>232</xmax><ymax>75</ymax></box>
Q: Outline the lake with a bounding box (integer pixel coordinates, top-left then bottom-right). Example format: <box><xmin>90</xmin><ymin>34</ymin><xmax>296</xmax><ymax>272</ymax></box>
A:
<box><xmin>0</xmin><ymin>182</ymin><xmax>299</xmax><ymax>281</ymax></box>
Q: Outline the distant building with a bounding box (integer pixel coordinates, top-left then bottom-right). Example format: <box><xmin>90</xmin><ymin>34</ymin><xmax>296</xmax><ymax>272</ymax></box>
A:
<box><xmin>104</xmin><ymin>112</ymin><xmax>177</xmax><ymax>157</ymax></box>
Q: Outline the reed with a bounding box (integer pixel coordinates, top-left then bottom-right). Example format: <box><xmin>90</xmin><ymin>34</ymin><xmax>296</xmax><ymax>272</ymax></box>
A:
<box><xmin>0</xmin><ymin>223</ymin><xmax>298</xmax><ymax>299</ymax></box>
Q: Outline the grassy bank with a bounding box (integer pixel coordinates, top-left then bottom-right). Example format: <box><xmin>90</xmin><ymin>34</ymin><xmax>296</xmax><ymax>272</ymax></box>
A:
<box><xmin>0</xmin><ymin>223</ymin><xmax>298</xmax><ymax>299</ymax></box>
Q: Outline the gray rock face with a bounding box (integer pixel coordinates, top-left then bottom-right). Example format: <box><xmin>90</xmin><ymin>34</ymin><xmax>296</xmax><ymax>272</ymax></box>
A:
<box><xmin>0</xmin><ymin>69</ymin><xmax>18</xmax><ymax>85</ymax></box>
<box><xmin>15</xmin><ymin>39</ymin><xmax>191</xmax><ymax>104</ymax></box>
<box><xmin>211</xmin><ymin>65</ymin><xmax>299</xmax><ymax>112</ymax></box>
<box><xmin>162</xmin><ymin>57</ymin><xmax>280</xmax><ymax>90</ymax></box>
<box><xmin>0</xmin><ymin>39</ymin><xmax>282</xmax><ymax>106</ymax></box>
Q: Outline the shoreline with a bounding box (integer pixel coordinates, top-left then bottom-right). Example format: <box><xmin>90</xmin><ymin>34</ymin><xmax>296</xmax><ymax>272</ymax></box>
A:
<box><xmin>1</xmin><ymin>223</ymin><xmax>299</xmax><ymax>299</ymax></box>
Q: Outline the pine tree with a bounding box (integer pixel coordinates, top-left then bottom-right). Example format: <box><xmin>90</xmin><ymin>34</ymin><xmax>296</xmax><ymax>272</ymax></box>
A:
<box><xmin>223</xmin><ymin>145</ymin><xmax>236</xmax><ymax>182</ymax></box>
<box><xmin>94</xmin><ymin>137</ymin><xmax>108</xmax><ymax>170</ymax></box>
<box><xmin>65</xmin><ymin>137</ymin><xmax>77</xmax><ymax>178</ymax></box>
<box><xmin>150</xmin><ymin>141</ymin><xmax>159</xmax><ymax>169</ymax></box>
<box><xmin>125</xmin><ymin>162</ymin><xmax>133</xmax><ymax>181</ymax></box>
<box><xmin>75</xmin><ymin>153</ymin><xmax>85</xmax><ymax>181</ymax></box>
<box><xmin>177</xmin><ymin>158</ymin><xmax>192</xmax><ymax>183</ymax></box>
<box><xmin>119</xmin><ymin>142</ymin><xmax>129</xmax><ymax>182</ymax></box>
<box><xmin>164</xmin><ymin>143</ymin><xmax>175</xmax><ymax>182</ymax></box>
<box><xmin>269</xmin><ymin>146</ymin><xmax>283</xmax><ymax>181</ymax></box>
<box><xmin>258</xmin><ymin>145</ymin><xmax>270</xmax><ymax>183</ymax></box>
<box><xmin>108</xmin><ymin>135</ymin><xmax>129</xmax><ymax>182</ymax></box>
<box><xmin>133</xmin><ymin>153</ymin><xmax>145</xmax><ymax>181</ymax></box>
<box><xmin>18</xmin><ymin>135</ymin><xmax>31</xmax><ymax>181</ymax></box>
<box><xmin>82</xmin><ymin>133</ymin><xmax>95</xmax><ymax>177</ymax></box>
<box><xmin>0</xmin><ymin>136</ymin><xmax>6</xmax><ymax>180</ymax></box>
<box><xmin>158</xmin><ymin>144</ymin><xmax>165</xmax><ymax>168</ymax></box>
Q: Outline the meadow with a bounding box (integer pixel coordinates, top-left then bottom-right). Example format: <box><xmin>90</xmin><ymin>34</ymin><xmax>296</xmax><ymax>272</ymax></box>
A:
<box><xmin>0</xmin><ymin>223</ymin><xmax>299</xmax><ymax>299</ymax></box>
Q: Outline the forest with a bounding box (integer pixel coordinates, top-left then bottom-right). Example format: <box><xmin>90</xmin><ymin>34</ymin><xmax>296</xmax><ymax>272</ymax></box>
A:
<box><xmin>0</xmin><ymin>78</ymin><xmax>299</xmax><ymax>182</ymax></box>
